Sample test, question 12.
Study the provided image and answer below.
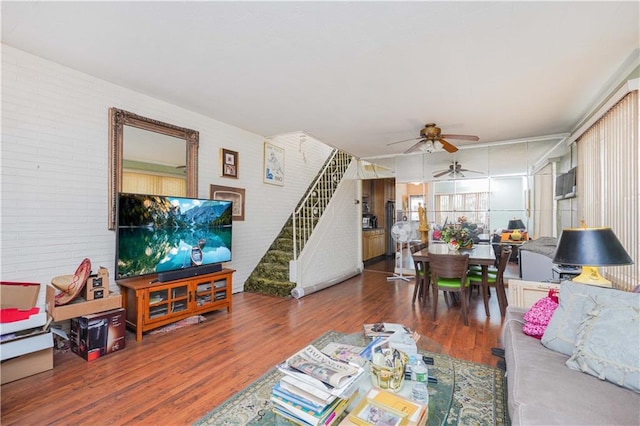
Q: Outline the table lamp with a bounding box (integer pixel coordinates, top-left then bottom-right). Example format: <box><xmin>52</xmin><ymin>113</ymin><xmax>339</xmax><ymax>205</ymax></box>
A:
<box><xmin>552</xmin><ymin>227</ymin><xmax>633</xmax><ymax>287</ymax></box>
<box><xmin>507</xmin><ymin>219</ymin><xmax>526</xmax><ymax>230</ymax></box>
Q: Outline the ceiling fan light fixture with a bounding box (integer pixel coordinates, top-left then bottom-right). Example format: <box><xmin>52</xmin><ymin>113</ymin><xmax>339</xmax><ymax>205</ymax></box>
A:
<box><xmin>419</xmin><ymin>141</ymin><xmax>435</xmax><ymax>153</ymax></box>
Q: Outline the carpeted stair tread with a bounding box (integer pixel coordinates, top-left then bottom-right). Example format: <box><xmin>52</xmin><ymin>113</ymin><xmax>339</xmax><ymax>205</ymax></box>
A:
<box><xmin>244</xmin><ymin>276</ymin><xmax>295</xmax><ymax>297</ymax></box>
<box><xmin>252</xmin><ymin>263</ymin><xmax>289</xmax><ymax>281</ymax></box>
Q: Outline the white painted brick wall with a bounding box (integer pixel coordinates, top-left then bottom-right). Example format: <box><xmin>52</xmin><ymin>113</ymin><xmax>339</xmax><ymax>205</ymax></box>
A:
<box><xmin>1</xmin><ymin>45</ymin><xmax>360</xmax><ymax>305</ymax></box>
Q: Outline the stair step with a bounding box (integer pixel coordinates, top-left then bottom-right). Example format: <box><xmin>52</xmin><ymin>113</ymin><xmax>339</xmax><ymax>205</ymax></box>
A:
<box><xmin>253</xmin><ymin>263</ymin><xmax>289</xmax><ymax>281</ymax></box>
<box><xmin>262</xmin><ymin>250</ymin><xmax>293</xmax><ymax>264</ymax></box>
<box><xmin>244</xmin><ymin>277</ymin><xmax>295</xmax><ymax>298</ymax></box>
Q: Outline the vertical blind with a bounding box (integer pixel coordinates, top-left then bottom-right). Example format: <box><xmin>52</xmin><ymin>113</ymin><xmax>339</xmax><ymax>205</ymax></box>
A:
<box><xmin>435</xmin><ymin>192</ymin><xmax>489</xmax><ymax>226</ymax></box>
<box><xmin>576</xmin><ymin>91</ymin><xmax>638</xmax><ymax>290</ymax></box>
<box><xmin>123</xmin><ymin>171</ymin><xmax>187</xmax><ymax>197</ymax></box>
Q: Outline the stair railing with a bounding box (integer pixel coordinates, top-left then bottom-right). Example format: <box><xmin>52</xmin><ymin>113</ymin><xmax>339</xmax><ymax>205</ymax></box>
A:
<box><xmin>292</xmin><ymin>150</ymin><xmax>352</xmax><ymax>260</ymax></box>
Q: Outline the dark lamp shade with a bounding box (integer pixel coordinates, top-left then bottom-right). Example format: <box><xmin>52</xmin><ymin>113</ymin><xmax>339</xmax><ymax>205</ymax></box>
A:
<box><xmin>552</xmin><ymin>228</ymin><xmax>633</xmax><ymax>266</ymax></box>
<box><xmin>507</xmin><ymin>219</ymin><xmax>525</xmax><ymax>230</ymax></box>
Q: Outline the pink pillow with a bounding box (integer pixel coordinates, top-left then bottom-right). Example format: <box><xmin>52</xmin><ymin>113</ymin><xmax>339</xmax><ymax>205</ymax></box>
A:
<box><xmin>523</xmin><ymin>289</ymin><xmax>559</xmax><ymax>339</ymax></box>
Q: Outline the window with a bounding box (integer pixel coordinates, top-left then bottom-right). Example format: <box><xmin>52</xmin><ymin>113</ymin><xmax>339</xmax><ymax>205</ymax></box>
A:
<box><xmin>434</xmin><ymin>192</ymin><xmax>489</xmax><ymax>226</ymax></box>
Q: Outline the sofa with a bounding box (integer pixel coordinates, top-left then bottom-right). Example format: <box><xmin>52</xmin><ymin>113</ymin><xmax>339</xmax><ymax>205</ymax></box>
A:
<box><xmin>502</xmin><ymin>281</ymin><xmax>640</xmax><ymax>425</ymax></box>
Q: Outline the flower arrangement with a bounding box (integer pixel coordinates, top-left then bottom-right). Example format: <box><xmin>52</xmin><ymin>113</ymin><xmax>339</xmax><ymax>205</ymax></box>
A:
<box><xmin>440</xmin><ymin>224</ymin><xmax>474</xmax><ymax>249</ymax></box>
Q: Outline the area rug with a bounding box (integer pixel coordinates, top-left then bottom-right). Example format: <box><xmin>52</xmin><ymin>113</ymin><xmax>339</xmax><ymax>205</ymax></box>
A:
<box><xmin>149</xmin><ymin>315</ymin><xmax>206</xmax><ymax>335</ymax></box>
<box><xmin>194</xmin><ymin>331</ymin><xmax>509</xmax><ymax>426</ymax></box>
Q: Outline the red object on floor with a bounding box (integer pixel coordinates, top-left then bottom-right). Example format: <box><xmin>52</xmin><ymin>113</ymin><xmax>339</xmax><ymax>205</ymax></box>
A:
<box><xmin>0</xmin><ymin>307</ymin><xmax>40</xmax><ymax>323</ymax></box>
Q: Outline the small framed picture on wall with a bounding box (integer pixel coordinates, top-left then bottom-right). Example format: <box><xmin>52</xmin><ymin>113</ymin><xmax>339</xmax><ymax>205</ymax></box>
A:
<box><xmin>210</xmin><ymin>184</ymin><xmax>245</xmax><ymax>221</ymax></box>
<box><xmin>221</xmin><ymin>148</ymin><xmax>238</xmax><ymax>178</ymax></box>
<box><xmin>263</xmin><ymin>142</ymin><xmax>285</xmax><ymax>186</ymax></box>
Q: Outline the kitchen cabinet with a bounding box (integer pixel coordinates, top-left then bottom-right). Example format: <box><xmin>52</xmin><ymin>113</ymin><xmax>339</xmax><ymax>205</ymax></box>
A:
<box><xmin>363</xmin><ymin>229</ymin><xmax>386</xmax><ymax>261</ymax></box>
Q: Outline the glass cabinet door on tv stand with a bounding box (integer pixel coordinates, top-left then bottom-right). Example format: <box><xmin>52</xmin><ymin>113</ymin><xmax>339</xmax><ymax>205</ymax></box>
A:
<box><xmin>146</xmin><ymin>282</ymin><xmax>190</xmax><ymax>322</ymax></box>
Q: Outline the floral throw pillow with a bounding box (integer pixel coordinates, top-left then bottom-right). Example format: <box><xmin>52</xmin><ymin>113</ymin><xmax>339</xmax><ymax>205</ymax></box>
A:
<box><xmin>523</xmin><ymin>289</ymin><xmax>559</xmax><ymax>339</ymax></box>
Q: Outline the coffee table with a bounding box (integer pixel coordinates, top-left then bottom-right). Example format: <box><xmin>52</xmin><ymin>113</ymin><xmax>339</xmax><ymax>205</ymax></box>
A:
<box><xmin>249</xmin><ymin>332</ymin><xmax>454</xmax><ymax>425</ymax></box>
<box><xmin>337</xmin><ymin>333</ymin><xmax>454</xmax><ymax>426</ymax></box>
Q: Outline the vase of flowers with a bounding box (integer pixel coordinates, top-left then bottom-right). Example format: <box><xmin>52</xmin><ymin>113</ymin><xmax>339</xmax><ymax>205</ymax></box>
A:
<box><xmin>441</xmin><ymin>224</ymin><xmax>474</xmax><ymax>249</ymax></box>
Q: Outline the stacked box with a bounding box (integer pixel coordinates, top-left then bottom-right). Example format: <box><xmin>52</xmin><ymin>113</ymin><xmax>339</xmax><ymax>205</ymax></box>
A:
<box><xmin>70</xmin><ymin>308</ymin><xmax>126</xmax><ymax>361</ymax></box>
<box><xmin>0</xmin><ymin>282</ymin><xmax>53</xmax><ymax>384</ymax></box>
<box><xmin>83</xmin><ymin>267</ymin><xmax>110</xmax><ymax>301</ymax></box>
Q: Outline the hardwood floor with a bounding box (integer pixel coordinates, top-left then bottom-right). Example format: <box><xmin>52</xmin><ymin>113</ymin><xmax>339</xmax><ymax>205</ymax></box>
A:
<box><xmin>1</xmin><ymin>257</ymin><xmax>514</xmax><ymax>425</ymax></box>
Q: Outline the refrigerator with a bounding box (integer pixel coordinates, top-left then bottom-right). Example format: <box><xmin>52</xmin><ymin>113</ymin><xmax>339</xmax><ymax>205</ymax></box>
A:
<box><xmin>385</xmin><ymin>200</ymin><xmax>395</xmax><ymax>255</ymax></box>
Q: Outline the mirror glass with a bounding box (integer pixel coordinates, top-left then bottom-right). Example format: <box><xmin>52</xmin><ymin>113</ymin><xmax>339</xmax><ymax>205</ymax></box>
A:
<box><xmin>108</xmin><ymin>108</ymin><xmax>199</xmax><ymax>229</ymax></box>
<box><xmin>122</xmin><ymin>126</ymin><xmax>188</xmax><ymax>195</ymax></box>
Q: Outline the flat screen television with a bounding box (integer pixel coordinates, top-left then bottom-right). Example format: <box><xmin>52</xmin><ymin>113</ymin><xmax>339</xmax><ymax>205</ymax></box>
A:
<box><xmin>116</xmin><ymin>193</ymin><xmax>232</xmax><ymax>280</ymax></box>
<box><xmin>554</xmin><ymin>167</ymin><xmax>577</xmax><ymax>200</ymax></box>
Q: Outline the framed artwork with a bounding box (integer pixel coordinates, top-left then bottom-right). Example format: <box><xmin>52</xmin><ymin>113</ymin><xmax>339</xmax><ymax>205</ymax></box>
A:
<box><xmin>263</xmin><ymin>142</ymin><xmax>285</xmax><ymax>186</ymax></box>
<box><xmin>210</xmin><ymin>184</ymin><xmax>245</xmax><ymax>221</ymax></box>
<box><xmin>221</xmin><ymin>148</ymin><xmax>238</xmax><ymax>178</ymax></box>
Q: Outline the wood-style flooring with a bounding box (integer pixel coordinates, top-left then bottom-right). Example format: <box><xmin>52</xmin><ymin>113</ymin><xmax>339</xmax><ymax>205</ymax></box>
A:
<box><xmin>1</xmin><ymin>256</ymin><xmax>514</xmax><ymax>425</ymax></box>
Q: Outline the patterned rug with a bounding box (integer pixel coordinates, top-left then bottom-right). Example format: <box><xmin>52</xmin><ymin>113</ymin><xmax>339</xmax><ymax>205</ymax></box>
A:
<box><xmin>195</xmin><ymin>331</ymin><xmax>509</xmax><ymax>426</ymax></box>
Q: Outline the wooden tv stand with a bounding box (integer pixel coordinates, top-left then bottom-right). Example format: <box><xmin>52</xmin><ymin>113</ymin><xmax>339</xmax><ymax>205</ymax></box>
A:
<box><xmin>117</xmin><ymin>268</ymin><xmax>235</xmax><ymax>341</ymax></box>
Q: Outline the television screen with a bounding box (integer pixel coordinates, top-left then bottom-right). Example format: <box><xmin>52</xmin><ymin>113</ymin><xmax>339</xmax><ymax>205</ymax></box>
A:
<box><xmin>116</xmin><ymin>193</ymin><xmax>232</xmax><ymax>280</ymax></box>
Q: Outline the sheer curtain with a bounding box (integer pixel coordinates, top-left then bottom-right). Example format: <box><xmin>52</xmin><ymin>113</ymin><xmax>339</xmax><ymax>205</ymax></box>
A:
<box><xmin>576</xmin><ymin>91</ymin><xmax>638</xmax><ymax>290</ymax></box>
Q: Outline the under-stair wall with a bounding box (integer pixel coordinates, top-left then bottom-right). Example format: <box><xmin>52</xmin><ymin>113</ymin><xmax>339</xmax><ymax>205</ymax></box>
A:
<box><xmin>290</xmin><ymin>160</ymin><xmax>362</xmax><ymax>298</ymax></box>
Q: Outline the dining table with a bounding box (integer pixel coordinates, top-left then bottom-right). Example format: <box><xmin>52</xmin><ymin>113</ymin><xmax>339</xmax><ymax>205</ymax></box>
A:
<box><xmin>412</xmin><ymin>242</ymin><xmax>507</xmax><ymax>317</ymax></box>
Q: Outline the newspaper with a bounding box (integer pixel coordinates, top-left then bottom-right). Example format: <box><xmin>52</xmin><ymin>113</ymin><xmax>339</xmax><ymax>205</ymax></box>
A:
<box><xmin>287</xmin><ymin>344</ymin><xmax>360</xmax><ymax>388</ymax></box>
<box><xmin>321</xmin><ymin>342</ymin><xmax>367</xmax><ymax>367</ymax></box>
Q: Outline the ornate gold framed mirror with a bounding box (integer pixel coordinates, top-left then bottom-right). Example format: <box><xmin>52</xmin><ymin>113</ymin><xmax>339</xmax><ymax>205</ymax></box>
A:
<box><xmin>108</xmin><ymin>107</ymin><xmax>199</xmax><ymax>230</ymax></box>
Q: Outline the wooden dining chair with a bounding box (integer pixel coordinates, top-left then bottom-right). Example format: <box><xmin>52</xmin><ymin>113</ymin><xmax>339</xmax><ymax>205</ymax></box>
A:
<box><xmin>428</xmin><ymin>252</ymin><xmax>471</xmax><ymax>326</ymax></box>
<box><xmin>468</xmin><ymin>246</ymin><xmax>512</xmax><ymax>316</ymax></box>
<box><xmin>410</xmin><ymin>244</ymin><xmax>428</xmax><ymax>306</ymax></box>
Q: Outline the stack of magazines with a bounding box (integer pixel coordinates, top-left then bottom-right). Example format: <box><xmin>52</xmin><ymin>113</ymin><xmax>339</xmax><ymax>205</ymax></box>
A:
<box><xmin>272</xmin><ymin>344</ymin><xmax>366</xmax><ymax>425</ymax></box>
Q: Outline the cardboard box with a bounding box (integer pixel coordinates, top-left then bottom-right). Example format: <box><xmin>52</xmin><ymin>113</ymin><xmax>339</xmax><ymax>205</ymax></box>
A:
<box><xmin>1</xmin><ymin>347</ymin><xmax>53</xmax><ymax>384</ymax></box>
<box><xmin>1</xmin><ymin>305</ymin><xmax>47</xmax><ymax>335</ymax></box>
<box><xmin>70</xmin><ymin>308</ymin><xmax>126</xmax><ymax>361</ymax></box>
<box><xmin>47</xmin><ymin>284</ymin><xmax>122</xmax><ymax>322</ymax></box>
<box><xmin>1</xmin><ymin>330</ymin><xmax>53</xmax><ymax>360</ymax></box>
<box><xmin>1</xmin><ymin>282</ymin><xmax>40</xmax><ymax>310</ymax></box>
<box><xmin>83</xmin><ymin>267</ymin><xmax>110</xmax><ymax>301</ymax></box>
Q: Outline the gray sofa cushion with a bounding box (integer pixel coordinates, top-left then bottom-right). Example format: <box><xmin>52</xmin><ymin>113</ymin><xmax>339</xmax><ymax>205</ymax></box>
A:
<box><xmin>566</xmin><ymin>302</ymin><xmax>640</xmax><ymax>392</ymax></box>
<box><xmin>541</xmin><ymin>281</ymin><xmax>639</xmax><ymax>355</ymax></box>
<box><xmin>503</xmin><ymin>306</ymin><xmax>640</xmax><ymax>425</ymax></box>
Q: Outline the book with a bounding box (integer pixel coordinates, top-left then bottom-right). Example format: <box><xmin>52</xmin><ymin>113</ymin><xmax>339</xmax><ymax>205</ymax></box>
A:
<box><xmin>271</xmin><ymin>391</ymin><xmax>343</xmax><ymax>425</ymax></box>
<box><xmin>341</xmin><ymin>388</ymin><xmax>427</xmax><ymax>426</ymax></box>
<box><xmin>280</xmin><ymin>375</ymin><xmax>337</xmax><ymax>406</ymax></box>
<box><xmin>272</xmin><ymin>389</ymin><xmax>359</xmax><ymax>426</ymax></box>
<box><xmin>272</xmin><ymin>382</ymin><xmax>327</xmax><ymax>413</ymax></box>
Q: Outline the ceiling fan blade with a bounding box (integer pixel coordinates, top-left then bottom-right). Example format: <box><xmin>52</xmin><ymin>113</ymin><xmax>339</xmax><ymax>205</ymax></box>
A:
<box><xmin>433</xmin><ymin>170</ymin><xmax>451</xmax><ymax>178</ymax></box>
<box><xmin>386</xmin><ymin>137</ymin><xmax>421</xmax><ymax>147</ymax></box>
<box><xmin>439</xmin><ymin>139</ymin><xmax>459</xmax><ymax>153</ymax></box>
<box><xmin>403</xmin><ymin>141</ymin><xmax>424</xmax><ymax>154</ymax></box>
<box><xmin>459</xmin><ymin>168</ymin><xmax>482</xmax><ymax>174</ymax></box>
<box><xmin>440</xmin><ymin>134</ymin><xmax>480</xmax><ymax>141</ymax></box>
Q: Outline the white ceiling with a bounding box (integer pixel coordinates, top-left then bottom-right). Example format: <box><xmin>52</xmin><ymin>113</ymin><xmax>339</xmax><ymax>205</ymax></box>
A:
<box><xmin>2</xmin><ymin>1</ymin><xmax>639</xmax><ymax>161</ymax></box>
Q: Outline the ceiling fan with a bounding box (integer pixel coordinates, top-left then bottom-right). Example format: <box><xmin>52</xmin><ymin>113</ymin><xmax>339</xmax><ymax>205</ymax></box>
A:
<box><xmin>433</xmin><ymin>161</ymin><xmax>482</xmax><ymax>178</ymax></box>
<box><xmin>387</xmin><ymin>123</ymin><xmax>479</xmax><ymax>154</ymax></box>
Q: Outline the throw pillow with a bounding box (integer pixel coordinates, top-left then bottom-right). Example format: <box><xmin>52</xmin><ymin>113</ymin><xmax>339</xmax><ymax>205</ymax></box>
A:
<box><xmin>541</xmin><ymin>281</ymin><xmax>639</xmax><ymax>356</ymax></box>
<box><xmin>566</xmin><ymin>302</ymin><xmax>640</xmax><ymax>393</ymax></box>
<box><xmin>523</xmin><ymin>289</ymin><xmax>559</xmax><ymax>339</ymax></box>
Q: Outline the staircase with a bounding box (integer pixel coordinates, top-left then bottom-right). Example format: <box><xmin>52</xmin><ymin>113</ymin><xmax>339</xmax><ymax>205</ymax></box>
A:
<box><xmin>244</xmin><ymin>149</ymin><xmax>353</xmax><ymax>297</ymax></box>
